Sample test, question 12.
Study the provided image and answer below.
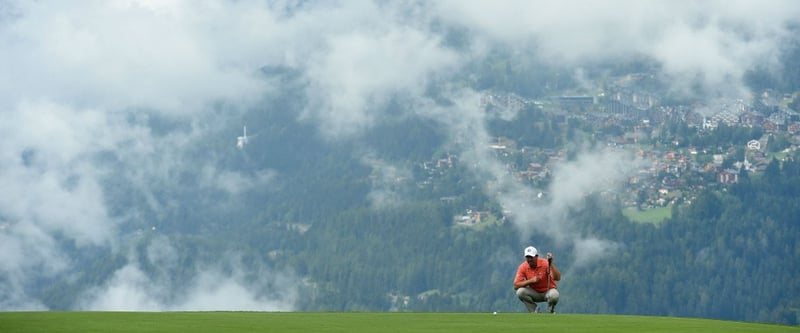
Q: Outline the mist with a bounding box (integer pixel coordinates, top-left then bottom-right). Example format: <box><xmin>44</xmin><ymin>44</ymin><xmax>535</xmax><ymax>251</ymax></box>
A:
<box><xmin>1</xmin><ymin>0</ymin><xmax>797</xmax><ymax>310</ymax></box>
<box><xmin>77</xmin><ymin>236</ymin><xmax>297</xmax><ymax>311</ymax></box>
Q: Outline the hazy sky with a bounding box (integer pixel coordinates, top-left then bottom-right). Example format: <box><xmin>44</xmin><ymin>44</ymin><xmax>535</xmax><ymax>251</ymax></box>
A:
<box><xmin>1</xmin><ymin>0</ymin><xmax>798</xmax><ymax>310</ymax></box>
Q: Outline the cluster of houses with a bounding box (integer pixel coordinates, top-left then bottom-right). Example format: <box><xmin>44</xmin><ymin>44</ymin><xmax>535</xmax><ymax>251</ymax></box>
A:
<box><xmin>427</xmin><ymin>78</ymin><xmax>799</xmax><ymax>219</ymax></box>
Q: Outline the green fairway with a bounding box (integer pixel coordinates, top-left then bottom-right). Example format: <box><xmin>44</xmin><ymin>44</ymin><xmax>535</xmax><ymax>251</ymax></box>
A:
<box><xmin>0</xmin><ymin>312</ymin><xmax>797</xmax><ymax>333</ymax></box>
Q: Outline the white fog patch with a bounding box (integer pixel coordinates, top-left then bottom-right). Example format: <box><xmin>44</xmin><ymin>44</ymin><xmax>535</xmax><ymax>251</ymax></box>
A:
<box><xmin>79</xmin><ymin>264</ymin><xmax>166</xmax><ymax>311</ymax></box>
<box><xmin>572</xmin><ymin>237</ymin><xmax>622</xmax><ymax>268</ymax></box>
<box><xmin>145</xmin><ymin>235</ymin><xmax>179</xmax><ymax>273</ymax></box>
<box><xmin>504</xmin><ymin>148</ymin><xmax>644</xmax><ymax>252</ymax></box>
<box><xmin>174</xmin><ymin>270</ymin><xmax>296</xmax><ymax>311</ymax></box>
<box><xmin>361</xmin><ymin>155</ymin><xmax>413</xmax><ymax>209</ymax></box>
<box><xmin>0</xmin><ymin>1</ymin><xmax>268</xmax><ymax>114</ymax></box>
<box><xmin>303</xmin><ymin>27</ymin><xmax>460</xmax><ymax>139</ymax></box>
<box><xmin>0</xmin><ymin>101</ymin><xmax>117</xmax><ymax>247</ymax></box>
<box><xmin>432</xmin><ymin>0</ymin><xmax>800</xmax><ymax>100</ymax></box>
<box><xmin>0</xmin><ymin>222</ymin><xmax>67</xmax><ymax>310</ymax></box>
<box><xmin>80</xmin><ymin>238</ymin><xmax>298</xmax><ymax>311</ymax></box>
<box><xmin>80</xmin><ymin>264</ymin><xmax>297</xmax><ymax>311</ymax></box>
<box><xmin>200</xmin><ymin>165</ymin><xmax>278</xmax><ymax>195</ymax></box>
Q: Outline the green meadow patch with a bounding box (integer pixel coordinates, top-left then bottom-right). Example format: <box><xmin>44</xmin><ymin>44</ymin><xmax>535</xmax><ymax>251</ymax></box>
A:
<box><xmin>623</xmin><ymin>206</ymin><xmax>671</xmax><ymax>225</ymax></box>
<box><xmin>0</xmin><ymin>312</ymin><xmax>797</xmax><ymax>333</ymax></box>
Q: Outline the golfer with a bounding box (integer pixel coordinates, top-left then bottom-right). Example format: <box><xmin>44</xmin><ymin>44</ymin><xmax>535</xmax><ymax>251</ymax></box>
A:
<box><xmin>514</xmin><ymin>246</ymin><xmax>561</xmax><ymax>313</ymax></box>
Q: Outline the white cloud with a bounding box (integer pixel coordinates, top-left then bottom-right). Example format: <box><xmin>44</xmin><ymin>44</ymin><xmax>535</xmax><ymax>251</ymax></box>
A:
<box><xmin>0</xmin><ymin>101</ymin><xmax>116</xmax><ymax>247</ymax></box>
<box><xmin>302</xmin><ymin>26</ymin><xmax>460</xmax><ymax>138</ymax></box>
<box><xmin>572</xmin><ymin>237</ymin><xmax>621</xmax><ymax>268</ymax></box>
<box><xmin>0</xmin><ymin>222</ymin><xmax>67</xmax><ymax>310</ymax></box>
<box><xmin>0</xmin><ymin>1</ymin><xmax>270</xmax><ymax>114</ymax></box>
<box><xmin>174</xmin><ymin>270</ymin><xmax>296</xmax><ymax>311</ymax></box>
<box><xmin>361</xmin><ymin>155</ymin><xmax>413</xmax><ymax>208</ymax></box>
<box><xmin>201</xmin><ymin>166</ymin><xmax>277</xmax><ymax>195</ymax></box>
<box><xmin>433</xmin><ymin>0</ymin><xmax>800</xmax><ymax>99</ymax></box>
<box><xmin>491</xmin><ymin>147</ymin><xmax>644</xmax><ymax>257</ymax></box>
<box><xmin>79</xmin><ymin>264</ymin><xmax>166</xmax><ymax>311</ymax></box>
<box><xmin>80</xmin><ymin>263</ymin><xmax>297</xmax><ymax>311</ymax></box>
<box><xmin>79</xmin><ymin>238</ymin><xmax>298</xmax><ymax>311</ymax></box>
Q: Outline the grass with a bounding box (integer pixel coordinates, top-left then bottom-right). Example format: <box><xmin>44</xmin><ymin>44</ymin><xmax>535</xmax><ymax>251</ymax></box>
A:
<box><xmin>623</xmin><ymin>206</ymin><xmax>671</xmax><ymax>225</ymax></box>
<box><xmin>0</xmin><ymin>312</ymin><xmax>797</xmax><ymax>333</ymax></box>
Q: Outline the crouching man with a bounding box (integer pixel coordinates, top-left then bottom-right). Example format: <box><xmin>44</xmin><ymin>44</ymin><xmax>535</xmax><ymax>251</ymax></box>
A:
<box><xmin>514</xmin><ymin>246</ymin><xmax>561</xmax><ymax>313</ymax></box>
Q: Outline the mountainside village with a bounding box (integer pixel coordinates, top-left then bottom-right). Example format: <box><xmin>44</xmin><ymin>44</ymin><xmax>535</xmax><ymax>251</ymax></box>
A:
<box><xmin>421</xmin><ymin>73</ymin><xmax>800</xmax><ymax>224</ymax></box>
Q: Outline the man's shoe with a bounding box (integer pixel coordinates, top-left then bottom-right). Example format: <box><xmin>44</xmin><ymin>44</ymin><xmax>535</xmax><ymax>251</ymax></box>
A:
<box><xmin>548</xmin><ymin>303</ymin><xmax>556</xmax><ymax>314</ymax></box>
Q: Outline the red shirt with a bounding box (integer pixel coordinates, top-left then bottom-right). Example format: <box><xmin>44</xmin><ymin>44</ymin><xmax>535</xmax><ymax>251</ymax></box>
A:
<box><xmin>515</xmin><ymin>257</ymin><xmax>557</xmax><ymax>292</ymax></box>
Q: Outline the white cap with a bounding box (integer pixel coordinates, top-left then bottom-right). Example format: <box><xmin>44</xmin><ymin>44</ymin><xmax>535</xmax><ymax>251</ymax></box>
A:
<box><xmin>524</xmin><ymin>246</ymin><xmax>538</xmax><ymax>257</ymax></box>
